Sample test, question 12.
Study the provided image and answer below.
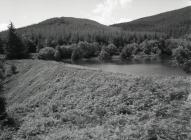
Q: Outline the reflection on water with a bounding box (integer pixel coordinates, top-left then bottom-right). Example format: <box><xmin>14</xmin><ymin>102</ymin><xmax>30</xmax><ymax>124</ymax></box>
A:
<box><xmin>65</xmin><ymin>57</ymin><xmax>189</xmax><ymax>76</ymax></box>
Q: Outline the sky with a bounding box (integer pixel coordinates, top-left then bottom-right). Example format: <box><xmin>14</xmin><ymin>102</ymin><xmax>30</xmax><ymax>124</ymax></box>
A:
<box><xmin>0</xmin><ymin>0</ymin><xmax>190</xmax><ymax>31</ymax></box>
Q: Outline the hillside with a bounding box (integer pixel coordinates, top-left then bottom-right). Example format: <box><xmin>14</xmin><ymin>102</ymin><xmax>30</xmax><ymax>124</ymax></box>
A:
<box><xmin>112</xmin><ymin>6</ymin><xmax>191</xmax><ymax>37</ymax></box>
<box><xmin>0</xmin><ymin>17</ymin><xmax>119</xmax><ymax>43</ymax></box>
<box><xmin>0</xmin><ymin>16</ymin><xmax>167</xmax><ymax>49</ymax></box>
<box><xmin>1</xmin><ymin>60</ymin><xmax>191</xmax><ymax>139</ymax></box>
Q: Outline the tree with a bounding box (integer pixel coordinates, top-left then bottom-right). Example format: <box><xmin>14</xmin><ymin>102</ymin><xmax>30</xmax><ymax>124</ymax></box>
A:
<box><xmin>120</xmin><ymin>43</ymin><xmax>135</xmax><ymax>60</ymax></box>
<box><xmin>103</xmin><ymin>43</ymin><xmax>117</xmax><ymax>56</ymax></box>
<box><xmin>0</xmin><ymin>38</ymin><xmax>4</xmax><ymax>54</ymax></box>
<box><xmin>54</xmin><ymin>46</ymin><xmax>62</xmax><ymax>61</ymax></box>
<box><xmin>5</xmin><ymin>22</ymin><xmax>28</xmax><ymax>59</ymax></box>
<box><xmin>98</xmin><ymin>50</ymin><xmax>111</xmax><ymax>61</ymax></box>
<box><xmin>71</xmin><ymin>47</ymin><xmax>83</xmax><ymax>61</ymax></box>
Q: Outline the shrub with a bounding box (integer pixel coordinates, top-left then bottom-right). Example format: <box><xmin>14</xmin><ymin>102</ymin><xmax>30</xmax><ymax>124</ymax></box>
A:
<box><xmin>78</xmin><ymin>41</ymin><xmax>94</xmax><ymax>58</ymax></box>
<box><xmin>140</xmin><ymin>40</ymin><xmax>160</xmax><ymax>55</ymax></box>
<box><xmin>173</xmin><ymin>42</ymin><xmax>191</xmax><ymax>73</ymax></box>
<box><xmin>91</xmin><ymin>42</ymin><xmax>101</xmax><ymax>56</ymax></box>
<box><xmin>120</xmin><ymin>43</ymin><xmax>136</xmax><ymax>60</ymax></box>
<box><xmin>77</xmin><ymin>41</ymin><xmax>99</xmax><ymax>58</ymax></box>
<box><xmin>173</xmin><ymin>46</ymin><xmax>189</xmax><ymax>65</ymax></box>
<box><xmin>60</xmin><ymin>44</ymin><xmax>76</xmax><ymax>59</ymax></box>
<box><xmin>11</xmin><ymin>64</ymin><xmax>17</xmax><ymax>74</ymax></box>
<box><xmin>38</xmin><ymin>47</ymin><xmax>55</xmax><ymax>60</ymax></box>
<box><xmin>71</xmin><ymin>48</ymin><xmax>83</xmax><ymax>61</ymax></box>
<box><xmin>36</xmin><ymin>41</ymin><xmax>44</xmax><ymax>53</ymax></box>
<box><xmin>98</xmin><ymin>50</ymin><xmax>111</xmax><ymax>61</ymax></box>
<box><xmin>103</xmin><ymin>43</ymin><xmax>117</xmax><ymax>56</ymax></box>
<box><xmin>183</xmin><ymin>60</ymin><xmax>191</xmax><ymax>73</ymax></box>
<box><xmin>159</xmin><ymin>39</ymin><xmax>186</xmax><ymax>56</ymax></box>
<box><xmin>54</xmin><ymin>46</ymin><xmax>62</xmax><ymax>61</ymax></box>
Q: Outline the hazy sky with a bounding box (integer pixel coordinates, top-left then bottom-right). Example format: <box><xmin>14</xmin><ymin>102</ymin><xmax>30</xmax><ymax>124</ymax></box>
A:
<box><xmin>0</xmin><ymin>0</ymin><xmax>190</xmax><ymax>31</ymax></box>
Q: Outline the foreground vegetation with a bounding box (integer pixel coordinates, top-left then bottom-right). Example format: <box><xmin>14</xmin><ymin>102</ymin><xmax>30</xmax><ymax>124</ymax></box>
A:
<box><xmin>1</xmin><ymin>60</ymin><xmax>190</xmax><ymax>140</ymax></box>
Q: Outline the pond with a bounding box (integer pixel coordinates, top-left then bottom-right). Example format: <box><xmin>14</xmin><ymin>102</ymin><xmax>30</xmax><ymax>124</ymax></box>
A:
<box><xmin>65</xmin><ymin>56</ymin><xmax>189</xmax><ymax>77</ymax></box>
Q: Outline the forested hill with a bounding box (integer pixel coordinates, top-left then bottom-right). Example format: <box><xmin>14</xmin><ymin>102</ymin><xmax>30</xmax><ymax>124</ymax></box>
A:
<box><xmin>19</xmin><ymin>17</ymin><xmax>117</xmax><ymax>35</ymax></box>
<box><xmin>0</xmin><ymin>16</ymin><xmax>166</xmax><ymax>47</ymax></box>
<box><xmin>112</xmin><ymin>6</ymin><xmax>191</xmax><ymax>37</ymax></box>
<box><xmin>0</xmin><ymin>17</ymin><xmax>120</xmax><ymax>44</ymax></box>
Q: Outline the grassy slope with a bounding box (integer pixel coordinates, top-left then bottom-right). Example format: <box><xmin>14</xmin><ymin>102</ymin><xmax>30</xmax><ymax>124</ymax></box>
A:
<box><xmin>2</xmin><ymin>60</ymin><xmax>191</xmax><ymax>140</ymax></box>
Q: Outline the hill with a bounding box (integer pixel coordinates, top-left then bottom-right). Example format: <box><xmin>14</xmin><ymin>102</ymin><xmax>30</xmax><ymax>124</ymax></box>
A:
<box><xmin>1</xmin><ymin>60</ymin><xmax>191</xmax><ymax>139</ymax></box>
<box><xmin>0</xmin><ymin>16</ymin><xmax>166</xmax><ymax>50</ymax></box>
<box><xmin>0</xmin><ymin>17</ymin><xmax>120</xmax><ymax>44</ymax></box>
<box><xmin>112</xmin><ymin>6</ymin><xmax>191</xmax><ymax>37</ymax></box>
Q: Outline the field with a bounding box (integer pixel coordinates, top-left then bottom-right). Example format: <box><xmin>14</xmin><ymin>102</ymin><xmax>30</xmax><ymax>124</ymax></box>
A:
<box><xmin>1</xmin><ymin>60</ymin><xmax>191</xmax><ymax>140</ymax></box>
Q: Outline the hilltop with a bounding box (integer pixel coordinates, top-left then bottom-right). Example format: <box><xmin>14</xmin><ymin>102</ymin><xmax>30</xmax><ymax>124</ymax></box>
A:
<box><xmin>0</xmin><ymin>17</ymin><xmax>119</xmax><ymax>42</ymax></box>
<box><xmin>112</xmin><ymin>6</ymin><xmax>191</xmax><ymax>37</ymax></box>
<box><xmin>1</xmin><ymin>60</ymin><xmax>191</xmax><ymax>139</ymax></box>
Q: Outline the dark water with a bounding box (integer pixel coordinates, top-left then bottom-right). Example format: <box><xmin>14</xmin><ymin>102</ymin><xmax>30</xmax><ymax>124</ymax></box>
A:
<box><xmin>67</xmin><ymin>57</ymin><xmax>189</xmax><ymax>77</ymax></box>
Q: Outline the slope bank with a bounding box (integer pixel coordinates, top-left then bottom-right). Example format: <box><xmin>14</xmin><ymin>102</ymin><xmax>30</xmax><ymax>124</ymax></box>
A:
<box><xmin>2</xmin><ymin>60</ymin><xmax>191</xmax><ymax>140</ymax></box>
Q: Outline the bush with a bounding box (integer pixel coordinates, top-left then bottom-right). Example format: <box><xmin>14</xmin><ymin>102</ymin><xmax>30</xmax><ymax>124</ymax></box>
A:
<box><xmin>173</xmin><ymin>46</ymin><xmax>189</xmax><ymax>65</ymax></box>
<box><xmin>71</xmin><ymin>48</ymin><xmax>83</xmax><ymax>61</ymax></box>
<box><xmin>91</xmin><ymin>42</ymin><xmax>101</xmax><ymax>56</ymax></box>
<box><xmin>78</xmin><ymin>41</ymin><xmax>94</xmax><ymax>58</ymax></box>
<box><xmin>71</xmin><ymin>42</ymin><xmax>100</xmax><ymax>61</ymax></box>
<box><xmin>38</xmin><ymin>47</ymin><xmax>55</xmax><ymax>60</ymax></box>
<box><xmin>77</xmin><ymin>41</ymin><xmax>100</xmax><ymax>59</ymax></box>
<box><xmin>140</xmin><ymin>40</ymin><xmax>160</xmax><ymax>55</ymax></box>
<box><xmin>173</xmin><ymin>41</ymin><xmax>191</xmax><ymax>73</ymax></box>
<box><xmin>159</xmin><ymin>39</ymin><xmax>187</xmax><ymax>56</ymax></box>
<box><xmin>120</xmin><ymin>43</ymin><xmax>136</xmax><ymax>60</ymax></box>
<box><xmin>98</xmin><ymin>50</ymin><xmax>111</xmax><ymax>61</ymax></box>
<box><xmin>60</xmin><ymin>44</ymin><xmax>76</xmax><ymax>59</ymax></box>
<box><xmin>102</xmin><ymin>43</ymin><xmax>117</xmax><ymax>56</ymax></box>
<box><xmin>54</xmin><ymin>46</ymin><xmax>62</xmax><ymax>61</ymax></box>
<box><xmin>183</xmin><ymin>60</ymin><xmax>191</xmax><ymax>73</ymax></box>
<box><xmin>11</xmin><ymin>64</ymin><xmax>17</xmax><ymax>74</ymax></box>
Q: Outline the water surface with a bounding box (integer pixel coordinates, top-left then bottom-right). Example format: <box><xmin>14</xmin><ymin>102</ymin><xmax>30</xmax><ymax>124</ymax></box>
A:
<box><xmin>67</xmin><ymin>57</ymin><xmax>189</xmax><ymax>77</ymax></box>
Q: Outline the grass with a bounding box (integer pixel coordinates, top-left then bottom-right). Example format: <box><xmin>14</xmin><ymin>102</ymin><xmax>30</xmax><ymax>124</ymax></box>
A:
<box><xmin>1</xmin><ymin>60</ymin><xmax>191</xmax><ymax>140</ymax></box>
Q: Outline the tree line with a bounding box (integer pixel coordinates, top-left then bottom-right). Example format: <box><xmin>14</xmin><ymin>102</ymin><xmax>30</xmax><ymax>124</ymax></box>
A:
<box><xmin>0</xmin><ymin>22</ymin><xmax>191</xmax><ymax>73</ymax></box>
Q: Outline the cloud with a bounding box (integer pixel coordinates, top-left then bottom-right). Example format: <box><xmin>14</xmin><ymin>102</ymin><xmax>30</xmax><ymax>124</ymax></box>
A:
<box><xmin>91</xmin><ymin>0</ymin><xmax>132</xmax><ymax>25</ymax></box>
<box><xmin>189</xmin><ymin>0</ymin><xmax>191</xmax><ymax>5</ymax></box>
<box><xmin>0</xmin><ymin>23</ymin><xmax>8</xmax><ymax>31</ymax></box>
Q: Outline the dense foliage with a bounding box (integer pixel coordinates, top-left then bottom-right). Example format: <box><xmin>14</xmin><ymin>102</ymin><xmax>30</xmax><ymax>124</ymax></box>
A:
<box><xmin>173</xmin><ymin>41</ymin><xmax>191</xmax><ymax>73</ymax></box>
<box><xmin>0</xmin><ymin>38</ymin><xmax>4</xmax><ymax>54</ymax></box>
<box><xmin>38</xmin><ymin>47</ymin><xmax>55</xmax><ymax>60</ymax></box>
<box><xmin>120</xmin><ymin>43</ymin><xmax>138</xmax><ymax>59</ymax></box>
